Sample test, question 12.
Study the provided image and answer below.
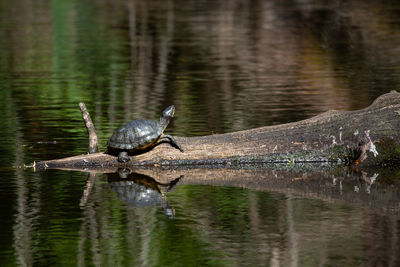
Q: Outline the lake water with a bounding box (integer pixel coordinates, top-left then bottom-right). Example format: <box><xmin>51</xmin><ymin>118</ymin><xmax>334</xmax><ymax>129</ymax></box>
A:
<box><xmin>1</xmin><ymin>0</ymin><xmax>400</xmax><ymax>266</ymax></box>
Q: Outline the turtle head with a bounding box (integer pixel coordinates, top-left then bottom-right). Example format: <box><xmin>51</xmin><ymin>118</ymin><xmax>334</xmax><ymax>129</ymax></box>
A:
<box><xmin>160</xmin><ymin>105</ymin><xmax>175</xmax><ymax>129</ymax></box>
<box><xmin>163</xmin><ymin>105</ymin><xmax>175</xmax><ymax>118</ymax></box>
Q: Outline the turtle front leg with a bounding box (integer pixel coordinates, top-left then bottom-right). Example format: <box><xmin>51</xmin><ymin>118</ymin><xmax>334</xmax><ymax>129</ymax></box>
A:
<box><xmin>158</xmin><ymin>135</ymin><xmax>184</xmax><ymax>152</ymax></box>
<box><xmin>118</xmin><ymin>151</ymin><xmax>131</xmax><ymax>163</ymax></box>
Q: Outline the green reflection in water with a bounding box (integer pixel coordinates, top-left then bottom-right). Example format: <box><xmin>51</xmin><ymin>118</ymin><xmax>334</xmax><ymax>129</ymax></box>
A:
<box><xmin>2</xmin><ymin>168</ymin><xmax>400</xmax><ymax>266</ymax></box>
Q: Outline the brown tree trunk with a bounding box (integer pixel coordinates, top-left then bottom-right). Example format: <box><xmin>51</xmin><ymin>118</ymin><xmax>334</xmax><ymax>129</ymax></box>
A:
<box><xmin>34</xmin><ymin>91</ymin><xmax>400</xmax><ymax>170</ymax></box>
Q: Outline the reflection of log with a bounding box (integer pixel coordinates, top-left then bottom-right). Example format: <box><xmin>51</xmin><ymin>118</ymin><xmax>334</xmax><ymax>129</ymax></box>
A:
<box><xmin>35</xmin><ymin>91</ymin><xmax>400</xmax><ymax>169</ymax></box>
<box><xmin>60</xmin><ymin>166</ymin><xmax>400</xmax><ymax>212</ymax></box>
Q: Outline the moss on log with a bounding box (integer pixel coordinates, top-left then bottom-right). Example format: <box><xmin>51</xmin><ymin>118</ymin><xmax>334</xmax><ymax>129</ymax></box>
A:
<box><xmin>34</xmin><ymin>91</ymin><xmax>400</xmax><ymax>170</ymax></box>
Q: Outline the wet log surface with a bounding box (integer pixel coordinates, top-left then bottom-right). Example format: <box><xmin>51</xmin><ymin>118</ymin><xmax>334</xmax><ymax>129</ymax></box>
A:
<box><xmin>34</xmin><ymin>91</ymin><xmax>400</xmax><ymax>170</ymax></box>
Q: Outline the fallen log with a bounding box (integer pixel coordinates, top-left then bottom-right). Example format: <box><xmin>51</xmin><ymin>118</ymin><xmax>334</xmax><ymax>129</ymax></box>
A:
<box><xmin>33</xmin><ymin>91</ymin><xmax>400</xmax><ymax>170</ymax></box>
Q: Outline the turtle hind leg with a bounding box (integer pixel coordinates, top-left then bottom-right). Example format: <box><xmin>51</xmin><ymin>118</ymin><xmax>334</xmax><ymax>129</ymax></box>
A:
<box><xmin>158</xmin><ymin>134</ymin><xmax>184</xmax><ymax>152</ymax></box>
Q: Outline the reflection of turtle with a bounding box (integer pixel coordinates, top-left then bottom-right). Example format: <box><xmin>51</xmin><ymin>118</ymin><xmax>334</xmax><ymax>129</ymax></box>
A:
<box><xmin>107</xmin><ymin>170</ymin><xmax>182</xmax><ymax>218</ymax></box>
<box><xmin>107</xmin><ymin>105</ymin><xmax>184</xmax><ymax>163</ymax></box>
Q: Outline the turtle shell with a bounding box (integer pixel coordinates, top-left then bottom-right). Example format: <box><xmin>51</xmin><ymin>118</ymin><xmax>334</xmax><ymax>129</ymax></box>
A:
<box><xmin>107</xmin><ymin>119</ymin><xmax>162</xmax><ymax>152</ymax></box>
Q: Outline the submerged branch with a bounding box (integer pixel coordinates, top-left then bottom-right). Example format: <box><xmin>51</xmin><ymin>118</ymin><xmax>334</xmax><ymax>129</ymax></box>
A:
<box><xmin>35</xmin><ymin>91</ymin><xmax>400</xmax><ymax>170</ymax></box>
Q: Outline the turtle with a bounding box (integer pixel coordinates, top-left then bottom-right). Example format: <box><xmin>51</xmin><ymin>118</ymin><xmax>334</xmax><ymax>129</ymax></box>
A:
<box><xmin>107</xmin><ymin>105</ymin><xmax>184</xmax><ymax>163</ymax></box>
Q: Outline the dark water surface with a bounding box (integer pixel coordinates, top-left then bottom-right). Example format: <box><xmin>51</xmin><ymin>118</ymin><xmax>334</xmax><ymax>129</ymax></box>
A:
<box><xmin>1</xmin><ymin>0</ymin><xmax>400</xmax><ymax>266</ymax></box>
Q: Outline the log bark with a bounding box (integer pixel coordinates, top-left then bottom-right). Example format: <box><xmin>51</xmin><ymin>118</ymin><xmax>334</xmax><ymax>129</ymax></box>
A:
<box><xmin>34</xmin><ymin>91</ymin><xmax>400</xmax><ymax>170</ymax></box>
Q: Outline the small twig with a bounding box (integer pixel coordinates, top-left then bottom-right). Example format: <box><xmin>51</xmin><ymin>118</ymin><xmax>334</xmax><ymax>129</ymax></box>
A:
<box><xmin>79</xmin><ymin>102</ymin><xmax>98</xmax><ymax>154</ymax></box>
